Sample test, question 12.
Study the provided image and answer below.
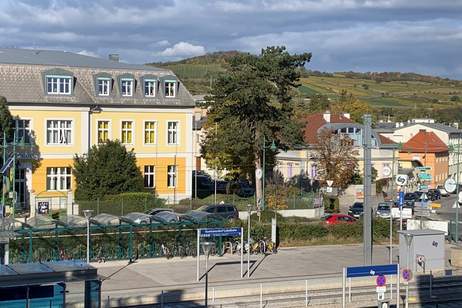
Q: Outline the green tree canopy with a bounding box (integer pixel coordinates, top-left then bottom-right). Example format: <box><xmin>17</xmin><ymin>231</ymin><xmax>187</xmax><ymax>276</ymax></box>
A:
<box><xmin>73</xmin><ymin>140</ymin><xmax>144</xmax><ymax>200</ymax></box>
<box><xmin>0</xmin><ymin>96</ymin><xmax>14</xmax><ymax>142</ymax></box>
<box><xmin>200</xmin><ymin>46</ymin><xmax>311</xmax><ymax>203</ymax></box>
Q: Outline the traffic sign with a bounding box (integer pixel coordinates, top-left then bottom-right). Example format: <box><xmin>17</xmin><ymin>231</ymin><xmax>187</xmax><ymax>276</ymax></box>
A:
<box><xmin>444</xmin><ymin>178</ymin><xmax>457</xmax><ymax>193</ymax></box>
<box><xmin>398</xmin><ymin>191</ymin><xmax>404</xmax><ymax>208</ymax></box>
<box><xmin>416</xmin><ymin>166</ymin><xmax>431</xmax><ymax>171</ymax></box>
<box><xmin>419</xmin><ymin>184</ymin><xmax>428</xmax><ymax>191</ymax></box>
<box><xmin>327</xmin><ymin>180</ymin><xmax>334</xmax><ymax>187</ymax></box>
<box><xmin>376</xmin><ymin>274</ymin><xmax>387</xmax><ymax>287</ymax></box>
<box><xmin>200</xmin><ymin>227</ymin><xmax>242</xmax><ymax>238</ymax></box>
<box><xmin>418</xmin><ymin>173</ymin><xmax>432</xmax><ymax>180</ymax></box>
<box><xmin>402</xmin><ymin>268</ymin><xmax>412</xmax><ymax>281</ymax></box>
<box><xmin>376</xmin><ymin>286</ymin><xmax>387</xmax><ymax>294</ymax></box>
<box><xmin>256</xmin><ymin>168</ymin><xmax>262</xmax><ymax>179</ymax></box>
<box><xmin>346</xmin><ymin>264</ymin><xmax>398</xmax><ymax>278</ymax></box>
<box><xmin>395</xmin><ymin>174</ymin><xmax>408</xmax><ymax>186</ymax></box>
<box><xmin>382</xmin><ymin>166</ymin><xmax>391</xmax><ymax>177</ymax></box>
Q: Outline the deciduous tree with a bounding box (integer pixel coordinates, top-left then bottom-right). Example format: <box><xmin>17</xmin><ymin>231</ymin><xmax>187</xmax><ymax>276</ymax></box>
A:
<box><xmin>73</xmin><ymin>140</ymin><xmax>144</xmax><ymax>200</ymax></box>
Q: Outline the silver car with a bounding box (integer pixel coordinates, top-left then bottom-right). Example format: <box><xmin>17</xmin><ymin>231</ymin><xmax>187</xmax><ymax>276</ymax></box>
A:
<box><xmin>376</xmin><ymin>203</ymin><xmax>391</xmax><ymax>219</ymax></box>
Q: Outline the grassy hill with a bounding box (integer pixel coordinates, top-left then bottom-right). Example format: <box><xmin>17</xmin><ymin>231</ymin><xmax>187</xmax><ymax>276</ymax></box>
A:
<box><xmin>149</xmin><ymin>52</ymin><xmax>462</xmax><ymax>115</ymax></box>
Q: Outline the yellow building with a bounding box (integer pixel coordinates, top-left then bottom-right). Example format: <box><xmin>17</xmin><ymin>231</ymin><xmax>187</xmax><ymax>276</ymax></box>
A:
<box><xmin>0</xmin><ymin>48</ymin><xmax>194</xmax><ymax>213</ymax></box>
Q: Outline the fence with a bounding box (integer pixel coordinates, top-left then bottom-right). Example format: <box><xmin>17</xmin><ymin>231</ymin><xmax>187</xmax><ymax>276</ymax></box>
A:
<box><xmin>77</xmin><ymin>195</ymin><xmax>165</xmax><ymax>216</ymax></box>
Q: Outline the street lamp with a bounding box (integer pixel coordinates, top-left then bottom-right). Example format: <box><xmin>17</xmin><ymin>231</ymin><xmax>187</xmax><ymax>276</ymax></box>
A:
<box><xmin>83</xmin><ymin>209</ymin><xmax>93</xmax><ymax>263</ymax></box>
<box><xmin>247</xmin><ymin>203</ymin><xmax>252</xmax><ymax>278</ymax></box>
<box><xmin>201</xmin><ymin>241</ymin><xmax>215</xmax><ymax>308</ymax></box>
<box><xmin>262</xmin><ymin>136</ymin><xmax>277</xmax><ymax>211</ymax></box>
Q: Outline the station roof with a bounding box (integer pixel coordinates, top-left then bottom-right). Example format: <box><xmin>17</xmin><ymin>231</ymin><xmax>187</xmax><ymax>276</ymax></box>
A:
<box><xmin>0</xmin><ymin>260</ymin><xmax>98</xmax><ymax>287</ymax></box>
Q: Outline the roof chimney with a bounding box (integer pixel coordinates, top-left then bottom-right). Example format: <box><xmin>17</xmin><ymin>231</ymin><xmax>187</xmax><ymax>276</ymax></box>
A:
<box><xmin>108</xmin><ymin>54</ymin><xmax>119</xmax><ymax>62</ymax></box>
<box><xmin>342</xmin><ymin>112</ymin><xmax>350</xmax><ymax>119</ymax></box>
<box><xmin>323</xmin><ymin>110</ymin><xmax>331</xmax><ymax>123</ymax></box>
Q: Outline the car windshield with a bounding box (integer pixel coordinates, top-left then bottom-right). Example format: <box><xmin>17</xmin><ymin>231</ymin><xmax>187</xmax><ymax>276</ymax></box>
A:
<box><xmin>352</xmin><ymin>203</ymin><xmax>363</xmax><ymax>208</ymax></box>
<box><xmin>377</xmin><ymin>204</ymin><xmax>390</xmax><ymax>211</ymax></box>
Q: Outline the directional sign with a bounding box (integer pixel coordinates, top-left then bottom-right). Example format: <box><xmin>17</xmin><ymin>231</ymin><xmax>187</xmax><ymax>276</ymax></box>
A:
<box><xmin>200</xmin><ymin>227</ymin><xmax>242</xmax><ymax>238</ymax></box>
<box><xmin>395</xmin><ymin>174</ymin><xmax>408</xmax><ymax>186</ymax></box>
<box><xmin>418</xmin><ymin>173</ymin><xmax>432</xmax><ymax>180</ymax></box>
<box><xmin>346</xmin><ymin>264</ymin><xmax>398</xmax><ymax>278</ymax></box>
<box><xmin>445</xmin><ymin>178</ymin><xmax>457</xmax><ymax>193</ymax></box>
<box><xmin>416</xmin><ymin>166</ymin><xmax>431</xmax><ymax>171</ymax></box>
<box><xmin>398</xmin><ymin>191</ymin><xmax>405</xmax><ymax>208</ymax></box>
<box><xmin>376</xmin><ymin>274</ymin><xmax>387</xmax><ymax>287</ymax></box>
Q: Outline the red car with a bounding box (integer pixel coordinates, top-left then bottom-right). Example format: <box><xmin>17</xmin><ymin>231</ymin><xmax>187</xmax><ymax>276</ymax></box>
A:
<box><xmin>322</xmin><ymin>214</ymin><xmax>357</xmax><ymax>225</ymax></box>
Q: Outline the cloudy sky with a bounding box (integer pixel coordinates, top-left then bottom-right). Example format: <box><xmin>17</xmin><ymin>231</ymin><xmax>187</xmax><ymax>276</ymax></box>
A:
<box><xmin>1</xmin><ymin>0</ymin><xmax>462</xmax><ymax>78</ymax></box>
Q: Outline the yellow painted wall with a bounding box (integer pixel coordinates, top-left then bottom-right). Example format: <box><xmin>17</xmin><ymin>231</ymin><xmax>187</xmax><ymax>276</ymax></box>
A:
<box><xmin>10</xmin><ymin>109</ymin><xmax>85</xmax><ymax>155</ymax></box>
<box><xmin>136</xmin><ymin>157</ymin><xmax>186</xmax><ymax>194</ymax></box>
<box><xmin>91</xmin><ymin>111</ymin><xmax>189</xmax><ymax>154</ymax></box>
<box><xmin>32</xmin><ymin>158</ymin><xmax>74</xmax><ymax>197</ymax></box>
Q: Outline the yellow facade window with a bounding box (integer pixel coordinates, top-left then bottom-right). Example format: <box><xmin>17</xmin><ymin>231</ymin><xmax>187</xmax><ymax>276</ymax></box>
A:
<box><xmin>121</xmin><ymin>121</ymin><xmax>133</xmax><ymax>144</ymax></box>
<box><xmin>97</xmin><ymin>121</ymin><xmax>109</xmax><ymax>144</ymax></box>
<box><xmin>144</xmin><ymin>121</ymin><xmax>156</xmax><ymax>144</ymax></box>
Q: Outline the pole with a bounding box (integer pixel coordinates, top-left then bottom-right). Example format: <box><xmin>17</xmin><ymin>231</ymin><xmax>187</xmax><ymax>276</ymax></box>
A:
<box><xmin>390</xmin><ymin>147</ymin><xmax>395</xmax><ymax>263</ymax></box>
<box><xmin>240</xmin><ymin>227</ymin><xmax>244</xmax><ymax>278</ymax></box>
<box><xmin>197</xmin><ymin>229</ymin><xmax>200</xmax><ymax>281</ymax></box>
<box><xmin>262</xmin><ymin>135</ymin><xmax>266</xmax><ymax>211</ymax></box>
<box><xmin>1</xmin><ymin>131</ymin><xmax>6</xmax><ymax>217</ymax></box>
<box><xmin>86</xmin><ymin>217</ymin><xmax>90</xmax><ymax>263</ymax></box>
<box><xmin>456</xmin><ymin>137</ymin><xmax>460</xmax><ymax>244</ymax></box>
<box><xmin>214</xmin><ymin>123</ymin><xmax>217</xmax><ymax>205</ymax></box>
<box><xmin>397</xmin><ymin>263</ymin><xmax>400</xmax><ymax>308</ymax></box>
<box><xmin>205</xmin><ymin>269</ymin><xmax>208</xmax><ymax>308</ymax></box>
<box><xmin>247</xmin><ymin>211</ymin><xmax>251</xmax><ymax>278</ymax></box>
<box><xmin>362</xmin><ymin>114</ymin><xmax>373</xmax><ymax>265</ymax></box>
<box><xmin>342</xmin><ymin>267</ymin><xmax>346</xmax><ymax>308</ymax></box>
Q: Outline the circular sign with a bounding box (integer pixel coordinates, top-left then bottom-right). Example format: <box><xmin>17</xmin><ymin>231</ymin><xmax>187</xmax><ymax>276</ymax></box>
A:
<box><xmin>256</xmin><ymin>168</ymin><xmax>263</xmax><ymax>179</ymax></box>
<box><xmin>402</xmin><ymin>268</ymin><xmax>412</xmax><ymax>281</ymax></box>
<box><xmin>444</xmin><ymin>178</ymin><xmax>457</xmax><ymax>193</ymax></box>
<box><xmin>376</xmin><ymin>274</ymin><xmax>386</xmax><ymax>287</ymax></box>
<box><xmin>382</xmin><ymin>166</ymin><xmax>392</xmax><ymax>177</ymax></box>
<box><xmin>458</xmin><ymin>191</ymin><xmax>462</xmax><ymax>204</ymax></box>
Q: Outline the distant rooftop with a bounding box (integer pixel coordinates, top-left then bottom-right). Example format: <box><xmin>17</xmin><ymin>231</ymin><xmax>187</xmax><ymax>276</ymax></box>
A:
<box><xmin>0</xmin><ymin>48</ymin><xmax>162</xmax><ymax>71</ymax></box>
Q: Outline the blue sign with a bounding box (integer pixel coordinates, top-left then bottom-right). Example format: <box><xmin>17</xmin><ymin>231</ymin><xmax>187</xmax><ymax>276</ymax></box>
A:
<box><xmin>346</xmin><ymin>264</ymin><xmax>398</xmax><ymax>278</ymax></box>
<box><xmin>398</xmin><ymin>191</ymin><xmax>404</xmax><ymax>208</ymax></box>
<box><xmin>418</xmin><ymin>173</ymin><xmax>432</xmax><ymax>180</ymax></box>
<box><xmin>200</xmin><ymin>227</ymin><xmax>241</xmax><ymax>238</ymax></box>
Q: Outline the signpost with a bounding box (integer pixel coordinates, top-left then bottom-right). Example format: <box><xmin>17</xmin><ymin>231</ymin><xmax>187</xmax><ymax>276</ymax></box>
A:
<box><xmin>343</xmin><ymin>264</ymin><xmax>400</xmax><ymax>308</ymax></box>
<box><xmin>444</xmin><ymin>178</ymin><xmax>457</xmax><ymax>194</ymax></box>
<box><xmin>418</xmin><ymin>173</ymin><xmax>432</xmax><ymax>181</ymax></box>
<box><xmin>197</xmin><ymin>228</ymin><xmax>244</xmax><ymax>281</ymax></box>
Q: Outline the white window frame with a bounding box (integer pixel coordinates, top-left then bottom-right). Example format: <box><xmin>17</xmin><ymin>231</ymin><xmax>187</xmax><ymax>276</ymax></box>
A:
<box><xmin>167</xmin><ymin>121</ymin><xmax>179</xmax><ymax>145</ymax></box>
<box><xmin>144</xmin><ymin>79</ymin><xmax>156</xmax><ymax>97</ymax></box>
<box><xmin>164</xmin><ymin>80</ymin><xmax>176</xmax><ymax>98</ymax></box>
<box><xmin>121</xmin><ymin>78</ymin><xmax>134</xmax><ymax>97</ymax></box>
<box><xmin>46</xmin><ymin>167</ymin><xmax>71</xmax><ymax>191</ymax></box>
<box><xmin>167</xmin><ymin>165</ymin><xmax>176</xmax><ymax>188</ymax></box>
<box><xmin>143</xmin><ymin>120</ymin><xmax>157</xmax><ymax>145</ymax></box>
<box><xmin>97</xmin><ymin>120</ymin><xmax>111</xmax><ymax>144</ymax></box>
<box><xmin>121</xmin><ymin>120</ymin><xmax>134</xmax><ymax>145</ymax></box>
<box><xmin>97</xmin><ymin>78</ymin><xmax>111</xmax><ymax>96</ymax></box>
<box><xmin>46</xmin><ymin>75</ymin><xmax>72</xmax><ymax>95</ymax></box>
<box><xmin>45</xmin><ymin>119</ymin><xmax>73</xmax><ymax>145</ymax></box>
<box><xmin>14</xmin><ymin>118</ymin><xmax>32</xmax><ymax>144</ymax></box>
<box><xmin>144</xmin><ymin>165</ymin><xmax>156</xmax><ymax>188</ymax></box>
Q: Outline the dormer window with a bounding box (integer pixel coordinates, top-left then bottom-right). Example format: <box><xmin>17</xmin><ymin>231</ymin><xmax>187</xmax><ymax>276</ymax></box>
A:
<box><xmin>46</xmin><ymin>76</ymin><xmax>72</xmax><ymax>95</ymax></box>
<box><xmin>97</xmin><ymin>78</ymin><xmax>111</xmax><ymax>96</ymax></box>
<box><xmin>144</xmin><ymin>79</ymin><xmax>156</xmax><ymax>97</ymax></box>
<box><xmin>121</xmin><ymin>79</ymin><xmax>133</xmax><ymax>96</ymax></box>
<box><xmin>164</xmin><ymin>81</ymin><xmax>176</xmax><ymax>98</ymax></box>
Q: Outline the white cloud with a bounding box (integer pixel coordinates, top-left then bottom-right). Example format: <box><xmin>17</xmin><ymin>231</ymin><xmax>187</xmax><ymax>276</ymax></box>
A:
<box><xmin>158</xmin><ymin>42</ymin><xmax>206</xmax><ymax>57</ymax></box>
<box><xmin>77</xmin><ymin>49</ymin><xmax>99</xmax><ymax>57</ymax></box>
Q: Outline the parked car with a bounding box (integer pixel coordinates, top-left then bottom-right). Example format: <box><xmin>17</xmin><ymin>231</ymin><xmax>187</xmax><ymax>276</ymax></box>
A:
<box><xmin>197</xmin><ymin>204</ymin><xmax>239</xmax><ymax>220</ymax></box>
<box><xmin>228</xmin><ymin>180</ymin><xmax>255</xmax><ymax>197</ymax></box>
<box><xmin>404</xmin><ymin>192</ymin><xmax>418</xmax><ymax>207</ymax></box>
<box><xmin>427</xmin><ymin>189</ymin><xmax>441</xmax><ymax>201</ymax></box>
<box><xmin>151</xmin><ymin>211</ymin><xmax>181</xmax><ymax>223</ymax></box>
<box><xmin>146</xmin><ymin>208</ymin><xmax>173</xmax><ymax>216</ymax></box>
<box><xmin>215</xmin><ymin>180</ymin><xmax>229</xmax><ymax>194</ymax></box>
<box><xmin>322</xmin><ymin>214</ymin><xmax>356</xmax><ymax>225</ymax></box>
<box><xmin>437</xmin><ymin>185</ymin><xmax>449</xmax><ymax>197</ymax></box>
<box><xmin>192</xmin><ymin>174</ymin><xmax>214</xmax><ymax>198</ymax></box>
<box><xmin>376</xmin><ymin>202</ymin><xmax>391</xmax><ymax>219</ymax></box>
<box><xmin>182</xmin><ymin>210</ymin><xmax>224</xmax><ymax>224</ymax></box>
<box><xmin>348</xmin><ymin>202</ymin><xmax>364</xmax><ymax>218</ymax></box>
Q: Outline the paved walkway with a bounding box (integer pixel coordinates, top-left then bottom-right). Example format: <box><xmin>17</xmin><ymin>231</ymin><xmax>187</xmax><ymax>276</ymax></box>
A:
<box><xmin>94</xmin><ymin>244</ymin><xmax>394</xmax><ymax>292</ymax></box>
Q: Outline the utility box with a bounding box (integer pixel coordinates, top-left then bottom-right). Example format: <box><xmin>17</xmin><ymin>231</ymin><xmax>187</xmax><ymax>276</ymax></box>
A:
<box><xmin>398</xmin><ymin>229</ymin><xmax>445</xmax><ymax>273</ymax></box>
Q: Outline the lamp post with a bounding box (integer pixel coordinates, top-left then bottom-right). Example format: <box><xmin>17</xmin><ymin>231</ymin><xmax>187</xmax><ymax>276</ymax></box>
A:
<box><xmin>83</xmin><ymin>209</ymin><xmax>93</xmax><ymax>263</ymax></box>
<box><xmin>247</xmin><ymin>203</ymin><xmax>252</xmax><ymax>278</ymax></box>
<box><xmin>201</xmin><ymin>241</ymin><xmax>215</xmax><ymax>308</ymax></box>
<box><xmin>262</xmin><ymin>136</ymin><xmax>277</xmax><ymax>212</ymax></box>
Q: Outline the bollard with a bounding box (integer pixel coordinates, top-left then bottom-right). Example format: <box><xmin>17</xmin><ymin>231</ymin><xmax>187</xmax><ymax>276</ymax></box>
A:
<box><xmin>305</xmin><ymin>280</ymin><xmax>308</xmax><ymax>307</ymax></box>
<box><xmin>260</xmin><ymin>283</ymin><xmax>263</xmax><ymax>308</ymax></box>
<box><xmin>106</xmin><ymin>296</ymin><xmax>110</xmax><ymax>308</ymax></box>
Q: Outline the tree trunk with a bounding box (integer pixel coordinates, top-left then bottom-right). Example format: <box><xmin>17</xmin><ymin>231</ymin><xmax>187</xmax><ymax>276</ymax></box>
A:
<box><xmin>255</xmin><ymin>155</ymin><xmax>262</xmax><ymax>210</ymax></box>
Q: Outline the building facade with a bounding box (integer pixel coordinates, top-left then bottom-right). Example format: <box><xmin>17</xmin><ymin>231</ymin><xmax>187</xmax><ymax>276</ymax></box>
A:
<box><xmin>0</xmin><ymin>48</ymin><xmax>194</xmax><ymax>213</ymax></box>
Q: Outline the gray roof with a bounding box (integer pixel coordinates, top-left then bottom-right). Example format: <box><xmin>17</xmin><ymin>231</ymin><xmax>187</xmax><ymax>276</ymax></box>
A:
<box><xmin>0</xmin><ymin>48</ymin><xmax>194</xmax><ymax>107</ymax></box>
<box><xmin>377</xmin><ymin>122</ymin><xmax>461</xmax><ymax>135</ymax></box>
<box><xmin>0</xmin><ymin>48</ymin><xmax>161</xmax><ymax>71</ymax></box>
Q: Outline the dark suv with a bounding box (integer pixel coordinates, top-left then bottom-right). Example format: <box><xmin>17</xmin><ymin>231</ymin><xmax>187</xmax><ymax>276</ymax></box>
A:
<box><xmin>197</xmin><ymin>204</ymin><xmax>239</xmax><ymax>220</ymax></box>
<box><xmin>192</xmin><ymin>174</ymin><xmax>214</xmax><ymax>198</ymax></box>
